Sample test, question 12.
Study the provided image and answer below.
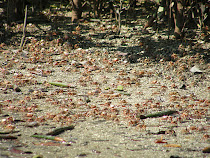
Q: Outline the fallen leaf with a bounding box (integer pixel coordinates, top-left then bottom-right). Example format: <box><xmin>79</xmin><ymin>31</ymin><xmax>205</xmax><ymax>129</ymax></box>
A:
<box><xmin>202</xmin><ymin>147</ymin><xmax>210</xmax><ymax>153</ymax></box>
<box><xmin>155</xmin><ymin>139</ymin><xmax>167</xmax><ymax>143</ymax></box>
<box><xmin>155</xmin><ymin>136</ymin><xmax>167</xmax><ymax>143</ymax></box>
<box><xmin>190</xmin><ymin>66</ymin><xmax>202</xmax><ymax>73</ymax></box>
<box><xmin>164</xmin><ymin>144</ymin><xmax>181</xmax><ymax>148</ymax></box>
<box><xmin>9</xmin><ymin>147</ymin><xmax>25</xmax><ymax>154</ymax></box>
<box><xmin>116</xmin><ymin>85</ymin><xmax>124</xmax><ymax>91</ymax></box>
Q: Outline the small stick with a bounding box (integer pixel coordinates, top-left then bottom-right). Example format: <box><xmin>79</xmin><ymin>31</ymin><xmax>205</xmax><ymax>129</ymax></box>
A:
<box><xmin>20</xmin><ymin>5</ymin><xmax>27</xmax><ymax>50</ymax></box>
<box><xmin>118</xmin><ymin>0</ymin><xmax>122</xmax><ymax>35</ymax></box>
<box><xmin>31</xmin><ymin>134</ymin><xmax>65</xmax><ymax>142</ymax></box>
<box><xmin>46</xmin><ymin>126</ymin><xmax>75</xmax><ymax>136</ymax></box>
<box><xmin>137</xmin><ymin>110</ymin><xmax>178</xmax><ymax>119</ymax></box>
<box><xmin>0</xmin><ymin>135</ymin><xmax>18</xmax><ymax>139</ymax></box>
<box><xmin>48</xmin><ymin>82</ymin><xmax>74</xmax><ymax>88</ymax></box>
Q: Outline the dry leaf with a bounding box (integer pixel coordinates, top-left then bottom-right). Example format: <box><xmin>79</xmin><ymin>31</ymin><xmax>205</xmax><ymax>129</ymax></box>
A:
<box><xmin>190</xmin><ymin>66</ymin><xmax>202</xmax><ymax>73</ymax></box>
<box><xmin>164</xmin><ymin>144</ymin><xmax>181</xmax><ymax>148</ymax></box>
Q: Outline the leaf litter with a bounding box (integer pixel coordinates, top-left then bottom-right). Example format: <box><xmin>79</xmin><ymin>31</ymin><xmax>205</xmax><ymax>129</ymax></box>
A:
<box><xmin>0</xmin><ymin>5</ymin><xmax>209</xmax><ymax>158</ymax></box>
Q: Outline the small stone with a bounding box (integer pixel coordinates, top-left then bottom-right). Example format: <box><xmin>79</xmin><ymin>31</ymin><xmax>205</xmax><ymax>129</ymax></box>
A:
<box><xmin>26</xmin><ymin>121</ymin><xmax>39</xmax><ymax>127</ymax></box>
<box><xmin>180</xmin><ymin>84</ymin><xmax>186</xmax><ymax>90</ymax></box>
<box><xmin>77</xmin><ymin>153</ymin><xmax>87</xmax><ymax>157</ymax></box>
<box><xmin>170</xmin><ymin>156</ymin><xmax>181</xmax><ymax>158</ymax></box>
<box><xmin>14</xmin><ymin>86</ymin><xmax>21</xmax><ymax>92</ymax></box>
<box><xmin>28</xmin><ymin>89</ymin><xmax>34</xmax><ymax>93</ymax></box>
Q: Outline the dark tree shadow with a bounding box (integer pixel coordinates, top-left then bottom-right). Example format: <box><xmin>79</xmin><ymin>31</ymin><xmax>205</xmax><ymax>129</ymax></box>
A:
<box><xmin>0</xmin><ymin>0</ymin><xmax>209</xmax><ymax>64</ymax></box>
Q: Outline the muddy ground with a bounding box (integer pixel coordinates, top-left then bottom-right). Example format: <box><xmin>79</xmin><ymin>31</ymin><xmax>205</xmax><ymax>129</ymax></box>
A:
<box><xmin>0</xmin><ymin>2</ymin><xmax>210</xmax><ymax>158</ymax></box>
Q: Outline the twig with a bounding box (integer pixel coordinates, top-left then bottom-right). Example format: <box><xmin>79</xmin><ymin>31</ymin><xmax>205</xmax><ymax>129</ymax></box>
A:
<box><xmin>46</xmin><ymin>126</ymin><xmax>75</xmax><ymax>136</ymax></box>
<box><xmin>31</xmin><ymin>134</ymin><xmax>65</xmax><ymax>142</ymax></box>
<box><xmin>48</xmin><ymin>81</ymin><xmax>74</xmax><ymax>88</ymax></box>
<box><xmin>115</xmin><ymin>0</ymin><xmax>122</xmax><ymax>35</ymax></box>
<box><xmin>0</xmin><ymin>135</ymin><xmax>18</xmax><ymax>139</ymax></box>
<box><xmin>118</xmin><ymin>0</ymin><xmax>122</xmax><ymax>35</ymax></box>
<box><xmin>20</xmin><ymin>5</ymin><xmax>27</xmax><ymax>50</ymax></box>
<box><xmin>137</xmin><ymin>110</ymin><xmax>178</xmax><ymax>119</ymax></box>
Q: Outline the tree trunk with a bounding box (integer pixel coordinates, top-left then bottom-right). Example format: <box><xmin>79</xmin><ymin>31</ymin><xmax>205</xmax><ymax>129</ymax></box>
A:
<box><xmin>92</xmin><ymin>0</ymin><xmax>104</xmax><ymax>18</ymax></box>
<box><xmin>109</xmin><ymin>0</ymin><xmax>115</xmax><ymax>18</ymax></box>
<box><xmin>71</xmin><ymin>0</ymin><xmax>82</xmax><ymax>22</ymax></box>
<box><xmin>7</xmin><ymin>0</ymin><xmax>25</xmax><ymax>23</ymax></box>
<box><xmin>173</xmin><ymin>0</ymin><xmax>184</xmax><ymax>39</ymax></box>
<box><xmin>129</xmin><ymin>0</ymin><xmax>137</xmax><ymax>8</ymax></box>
